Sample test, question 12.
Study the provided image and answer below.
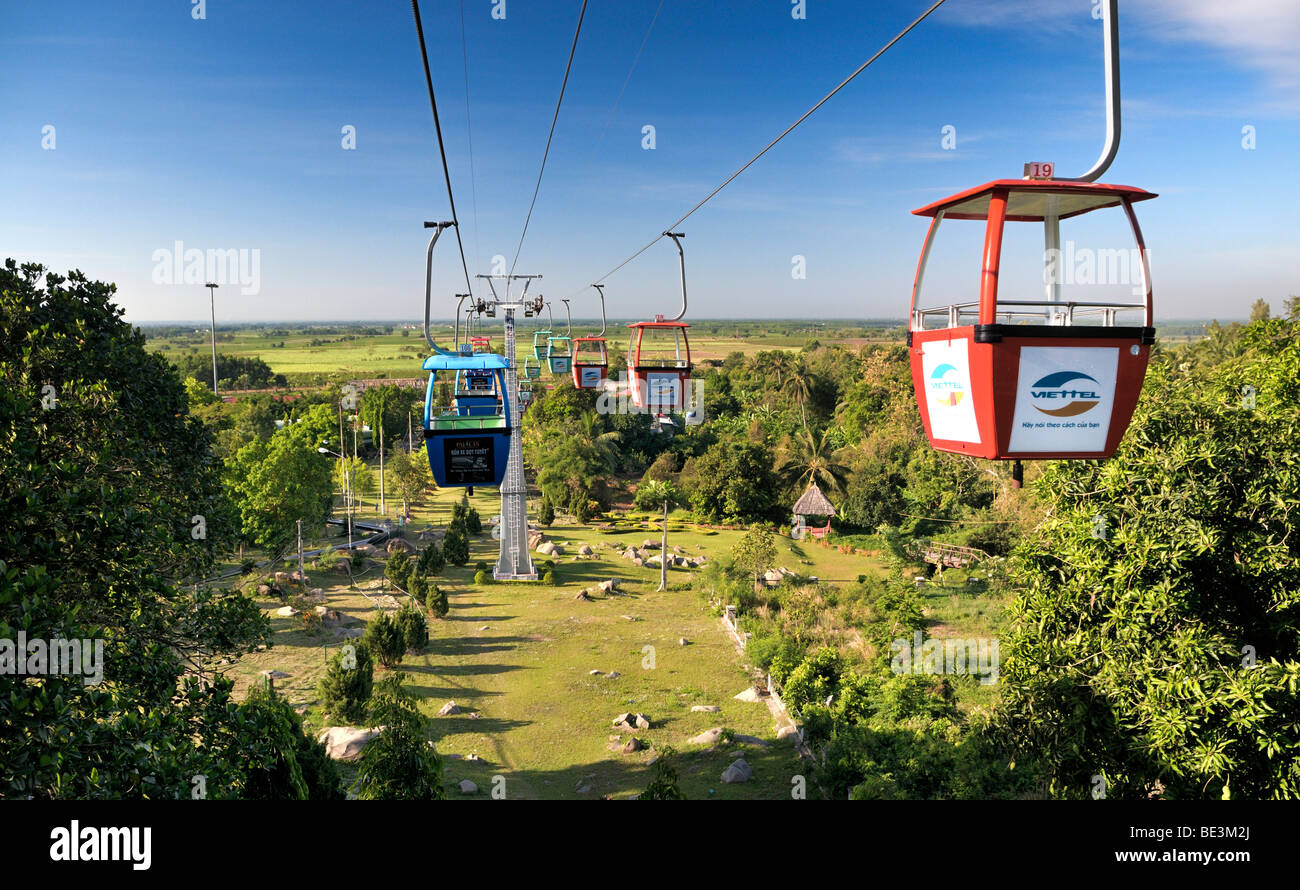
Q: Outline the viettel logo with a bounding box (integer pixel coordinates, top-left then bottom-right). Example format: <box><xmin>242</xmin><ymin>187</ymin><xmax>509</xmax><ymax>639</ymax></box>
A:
<box><xmin>928</xmin><ymin>363</ymin><xmax>964</xmax><ymax>407</ymax></box>
<box><xmin>1030</xmin><ymin>371</ymin><xmax>1100</xmax><ymax>416</ymax></box>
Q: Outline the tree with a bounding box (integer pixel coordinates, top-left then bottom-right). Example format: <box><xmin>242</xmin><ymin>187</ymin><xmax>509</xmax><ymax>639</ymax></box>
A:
<box><xmin>317</xmin><ymin>641</ymin><xmax>374</xmax><ymax>724</ymax></box>
<box><xmin>361</xmin><ymin>610</ymin><xmax>407</xmax><ymax>668</ymax></box>
<box><xmin>783</xmin><ymin>356</ymin><xmax>816</xmax><ymax>428</ymax></box>
<box><xmin>387</xmin><ymin>447</ymin><xmax>432</xmax><ymax>517</ymax></box>
<box><xmin>386</xmin><ymin>550</ymin><xmax>414</xmax><ymax>592</ymax></box>
<box><xmin>732</xmin><ymin>526</ymin><xmax>778</xmax><ymax>588</ymax></box>
<box><xmin>636</xmin><ymin>480</ymin><xmax>681</xmax><ymax>591</ymax></box>
<box><xmin>417</xmin><ymin>542</ymin><xmax>445</xmax><ymax>576</ymax></box>
<box><xmin>538</xmin><ymin>496</ymin><xmax>555</xmax><ymax>527</ymax></box>
<box><xmin>775</xmin><ymin>426</ymin><xmax>851</xmax><ymax>493</ymax></box>
<box><xmin>226</xmin><ymin>423</ymin><xmax>335</xmax><ymax>558</ymax></box>
<box><xmin>1249</xmin><ymin>298</ymin><xmax>1271</xmax><ymax>322</ymax></box>
<box><xmin>237</xmin><ymin>679</ymin><xmax>345</xmax><ymax>800</ymax></box>
<box><xmin>1</xmin><ymin>259</ymin><xmax>275</xmax><ymax>799</ymax></box>
<box><xmin>443</xmin><ymin>523</ymin><xmax>470</xmax><ymax>567</ymax></box>
<box><xmin>352</xmin><ymin>673</ymin><xmax>445</xmax><ymax>800</ymax></box>
<box><xmin>687</xmin><ymin>440</ymin><xmax>780</xmax><ymax>523</ymax></box>
<box><xmin>995</xmin><ymin>318</ymin><xmax>1300</xmax><ymax>799</ymax></box>
<box><xmin>393</xmin><ymin>602</ymin><xmax>428</xmax><ymax>653</ymax></box>
<box><xmin>426</xmin><ymin>583</ymin><xmax>449</xmax><ymax>619</ymax></box>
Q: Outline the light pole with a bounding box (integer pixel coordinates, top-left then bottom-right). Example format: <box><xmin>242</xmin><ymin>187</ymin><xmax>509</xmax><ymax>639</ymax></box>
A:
<box><xmin>317</xmin><ymin>447</ymin><xmax>353</xmax><ymax>550</ymax></box>
<box><xmin>204</xmin><ymin>282</ymin><xmax>219</xmax><ymax>395</ymax></box>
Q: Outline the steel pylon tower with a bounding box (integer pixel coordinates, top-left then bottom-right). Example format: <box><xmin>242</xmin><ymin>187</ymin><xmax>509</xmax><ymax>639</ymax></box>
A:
<box><xmin>477</xmin><ymin>274</ymin><xmax>539</xmax><ymax>581</ymax></box>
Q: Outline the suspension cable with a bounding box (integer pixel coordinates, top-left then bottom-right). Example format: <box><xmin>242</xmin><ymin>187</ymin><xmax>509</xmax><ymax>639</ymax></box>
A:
<box><xmin>509</xmin><ymin>0</ymin><xmax>590</xmax><ymax>277</ymax></box>
<box><xmin>412</xmin><ymin>0</ymin><xmax>475</xmax><ymax>298</ymax></box>
<box><xmin>573</xmin><ymin>0</ymin><xmax>949</xmax><ymax>297</ymax></box>
<box><xmin>459</xmin><ymin>0</ymin><xmax>481</xmax><ymax>275</ymax></box>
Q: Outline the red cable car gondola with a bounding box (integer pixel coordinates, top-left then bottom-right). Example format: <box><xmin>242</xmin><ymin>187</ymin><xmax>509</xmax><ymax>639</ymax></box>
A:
<box><xmin>907</xmin><ymin>0</ymin><xmax>1154</xmax><ymax>471</ymax></box>
<box><xmin>571</xmin><ymin>284</ymin><xmax>608</xmax><ymax>389</ymax></box>
<box><xmin>907</xmin><ymin>178</ymin><xmax>1155</xmax><ymax>461</ymax></box>
<box><xmin>627</xmin><ymin>233</ymin><xmax>692</xmax><ymax>411</ymax></box>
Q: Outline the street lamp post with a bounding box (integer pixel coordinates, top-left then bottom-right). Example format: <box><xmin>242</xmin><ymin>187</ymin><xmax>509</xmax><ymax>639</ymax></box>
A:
<box><xmin>317</xmin><ymin>447</ymin><xmax>353</xmax><ymax>550</ymax></box>
<box><xmin>204</xmin><ymin>282</ymin><xmax>219</xmax><ymax>395</ymax></box>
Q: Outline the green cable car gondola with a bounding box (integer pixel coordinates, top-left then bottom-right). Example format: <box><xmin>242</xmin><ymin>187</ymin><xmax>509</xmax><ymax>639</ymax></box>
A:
<box><xmin>546</xmin><ymin>335</ymin><xmax>572</xmax><ymax>374</ymax></box>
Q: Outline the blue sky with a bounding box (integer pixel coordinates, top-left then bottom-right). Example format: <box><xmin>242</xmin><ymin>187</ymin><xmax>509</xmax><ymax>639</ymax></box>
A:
<box><xmin>2</xmin><ymin>0</ymin><xmax>1298</xmax><ymax>323</ymax></box>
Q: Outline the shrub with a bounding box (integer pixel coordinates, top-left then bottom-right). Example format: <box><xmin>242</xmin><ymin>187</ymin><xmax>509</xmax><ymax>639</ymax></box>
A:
<box><xmin>443</xmin><ymin>525</ymin><xmax>470</xmax><ymax>566</ymax></box>
<box><xmin>426</xmin><ymin>583</ymin><xmax>449</xmax><ymax>618</ymax></box>
<box><xmin>466</xmin><ymin>507</ymin><xmax>482</xmax><ymax>535</ymax></box>
<box><xmin>352</xmin><ymin>673</ymin><xmax>444</xmax><ymax>800</ymax></box>
<box><xmin>538</xmin><ymin>497</ymin><xmax>555</xmax><ymax>527</ymax></box>
<box><xmin>393</xmin><ymin>603</ymin><xmax>428</xmax><ymax>653</ymax></box>
<box><xmin>317</xmin><ymin>641</ymin><xmax>374</xmax><ymax>723</ymax></box>
<box><xmin>417</xmin><ymin>542</ymin><xmax>445</xmax><ymax>576</ymax></box>
<box><xmin>473</xmin><ymin>570</ymin><xmax>490</xmax><ymax>585</ymax></box>
<box><xmin>288</xmin><ymin>594</ymin><xmax>322</xmax><ymax>634</ymax></box>
<box><xmin>362</xmin><ymin>610</ymin><xmax>407</xmax><ymax>668</ymax></box>
<box><xmin>542</xmin><ymin>570</ymin><xmax>556</xmax><ymax>586</ymax></box>
<box><xmin>387</xmin><ymin>550</ymin><xmax>413</xmax><ymax>591</ymax></box>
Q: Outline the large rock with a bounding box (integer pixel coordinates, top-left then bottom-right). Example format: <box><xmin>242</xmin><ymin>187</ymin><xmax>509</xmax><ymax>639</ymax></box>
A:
<box><xmin>631</xmin><ymin>558</ymin><xmax>645</xmax><ymax>568</ymax></box>
<box><xmin>275</xmin><ymin>605</ymin><xmax>298</xmax><ymax>617</ymax></box>
<box><xmin>598</xmin><ymin>579</ymin><xmax>619</xmax><ymax>593</ymax></box>
<box><xmin>537</xmin><ymin>541</ymin><xmax>562</xmax><ymax>556</ymax></box>
<box><xmin>620</xmin><ymin>738</ymin><xmax>644</xmax><ymax>754</ymax></box>
<box><xmin>438</xmin><ymin>701</ymin><xmax>461</xmax><ymax>716</ymax></box>
<box><xmin>458</xmin><ymin>779</ymin><xmax>478</xmax><ymax>795</ymax></box>
<box><xmin>734</xmin><ymin>687</ymin><xmax>765</xmax><ymax>703</ymax></box>
<box><xmin>273</xmin><ymin>571</ymin><xmax>291</xmax><ymax>585</ymax></box>
<box><xmin>611</xmin><ymin>712</ymin><xmax>651</xmax><ymax>731</ymax></box>
<box><xmin>691</xmin><ymin>704</ymin><xmax>721</xmax><ymax>713</ymax></box>
<box><xmin>577</xmin><ymin>544</ymin><xmax>594</xmax><ymax>557</ymax></box>
<box><xmin>721</xmin><ymin>758</ymin><xmax>753</xmax><ymax>784</ymax></box>
<box><xmin>641</xmin><ymin>539</ymin><xmax>661</xmax><ymax>550</ymax></box>
<box><xmin>763</xmin><ymin>569</ymin><xmax>784</xmax><ymax>584</ymax></box>
<box><xmin>387</xmin><ymin>538</ymin><xmax>416</xmax><ymax>554</ymax></box>
<box><xmin>330</xmin><ymin>561</ymin><xmax>352</xmax><ymax>575</ymax></box>
<box><xmin>688</xmin><ymin>727</ymin><xmax>725</xmax><ymax>746</ymax></box>
<box><xmin>319</xmin><ymin>726</ymin><xmax>380</xmax><ymax>761</ymax></box>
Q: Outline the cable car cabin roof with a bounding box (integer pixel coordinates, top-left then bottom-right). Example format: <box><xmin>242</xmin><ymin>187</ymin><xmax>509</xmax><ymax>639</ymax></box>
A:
<box><xmin>627</xmin><ymin>321</ymin><xmax>690</xmax><ymax>329</ymax></box>
<box><xmin>912</xmin><ymin>180</ymin><xmax>1156</xmax><ymax>222</ymax></box>
<box><xmin>422</xmin><ymin>353</ymin><xmax>509</xmax><ymax>372</ymax></box>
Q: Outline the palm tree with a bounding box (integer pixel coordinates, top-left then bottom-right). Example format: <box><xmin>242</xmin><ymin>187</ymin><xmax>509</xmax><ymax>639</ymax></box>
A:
<box><xmin>636</xmin><ymin>480</ymin><xmax>680</xmax><ymax>592</ymax></box>
<box><xmin>783</xmin><ymin>357</ymin><xmax>815</xmax><ymax>429</ymax></box>
<box><xmin>769</xmin><ymin>350</ymin><xmax>793</xmax><ymax>389</ymax></box>
<box><xmin>775</xmin><ymin>427</ymin><xmax>850</xmax><ymax>493</ymax></box>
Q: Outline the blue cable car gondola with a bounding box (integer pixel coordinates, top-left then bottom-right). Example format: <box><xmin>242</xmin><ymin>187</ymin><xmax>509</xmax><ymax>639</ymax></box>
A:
<box><xmin>423</xmin><ymin>352</ymin><xmax>511</xmax><ymax>491</ymax></box>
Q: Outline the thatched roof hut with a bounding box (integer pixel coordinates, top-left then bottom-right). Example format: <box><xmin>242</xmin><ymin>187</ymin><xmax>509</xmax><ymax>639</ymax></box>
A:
<box><xmin>792</xmin><ymin>483</ymin><xmax>836</xmax><ymax>518</ymax></box>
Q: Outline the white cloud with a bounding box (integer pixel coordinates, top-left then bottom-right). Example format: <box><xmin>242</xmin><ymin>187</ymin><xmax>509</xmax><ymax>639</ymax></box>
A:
<box><xmin>942</xmin><ymin>0</ymin><xmax>1300</xmax><ymax>103</ymax></box>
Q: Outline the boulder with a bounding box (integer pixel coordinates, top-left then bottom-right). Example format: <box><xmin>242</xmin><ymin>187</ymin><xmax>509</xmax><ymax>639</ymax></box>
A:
<box><xmin>275</xmin><ymin>605</ymin><xmax>298</xmax><ymax>617</ymax></box>
<box><xmin>589</xmin><ymin>669</ymin><xmax>603</xmax><ymax>676</ymax></box>
<box><xmin>260</xmin><ymin>670</ymin><xmax>290</xmax><ymax>680</ymax></box>
<box><xmin>537</xmin><ymin>541</ymin><xmax>561</xmax><ymax>556</ymax></box>
<box><xmin>574</xmin><ymin>589</ymin><xmax>591</xmax><ymax>601</ymax></box>
<box><xmin>631</xmin><ymin>558</ymin><xmax>645</xmax><ymax>568</ymax></box>
<box><xmin>641</xmin><ymin>539</ymin><xmax>661</xmax><ymax>550</ymax></box>
<box><xmin>320</xmin><ymin>609</ymin><xmax>344</xmax><ymax>625</ymax></box>
<box><xmin>734</xmin><ymin>687</ymin><xmax>765</xmax><ymax>703</ymax></box>
<box><xmin>290</xmin><ymin>569</ymin><xmax>307</xmax><ymax>583</ymax></box>
<box><xmin>437</xmin><ymin>701</ymin><xmax>461</xmax><ymax>716</ymax></box>
<box><xmin>273</xmin><ymin>571</ymin><xmax>291</xmax><ymax>585</ymax></box>
<box><xmin>689</xmin><ymin>727</ymin><xmax>725</xmax><ymax>746</ymax></box>
<box><xmin>598</xmin><ymin>579</ymin><xmax>619</xmax><ymax>593</ymax></box>
<box><xmin>611</xmin><ymin>712</ymin><xmax>650</xmax><ymax>731</ymax></box>
<box><xmin>733</xmin><ymin>734</ymin><xmax>769</xmax><ymax>748</ymax></box>
<box><xmin>673</xmin><ymin>546</ymin><xmax>686</xmax><ymax>555</ymax></box>
<box><xmin>620</xmin><ymin>738</ymin><xmax>644</xmax><ymax>754</ymax></box>
<box><xmin>605</xmin><ymin>671</ymin><xmax>620</xmax><ymax>679</ymax></box>
<box><xmin>458</xmin><ymin>780</ymin><xmax>478</xmax><ymax>795</ymax></box>
<box><xmin>330</xmin><ymin>562</ymin><xmax>352</xmax><ymax>575</ymax></box>
<box><xmin>354</xmin><ymin>543</ymin><xmax>378</xmax><ymax>556</ymax></box>
<box><xmin>763</xmin><ymin>569</ymin><xmax>783</xmax><ymax>584</ymax></box>
<box><xmin>577</xmin><ymin>544</ymin><xmax>594</xmax><ymax>557</ymax></box>
<box><xmin>678</xmin><ymin>638</ymin><xmax>690</xmax><ymax>646</ymax></box>
<box><xmin>721</xmin><ymin>758</ymin><xmax>753</xmax><ymax>784</ymax></box>
<box><xmin>319</xmin><ymin>726</ymin><xmax>380</xmax><ymax>762</ymax></box>
<box><xmin>387</xmin><ymin>539</ymin><xmax>416</xmax><ymax>554</ymax></box>
<box><xmin>777</xmin><ymin>725</ymin><xmax>801</xmax><ymax>742</ymax></box>
<box><xmin>691</xmin><ymin>705</ymin><xmax>721</xmax><ymax>713</ymax></box>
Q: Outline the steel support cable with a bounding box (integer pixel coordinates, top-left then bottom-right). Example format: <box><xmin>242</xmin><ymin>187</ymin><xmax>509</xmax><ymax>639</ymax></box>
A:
<box><xmin>572</xmin><ymin>0</ymin><xmax>949</xmax><ymax>298</ymax></box>
<box><xmin>459</xmin><ymin>0</ymin><xmax>482</xmax><ymax>274</ymax></box>
<box><xmin>573</xmin><ymin>0</ymin><xmax>667</xmax><ymax>192</ymax></box>
<box><xmin>412</xmin><ymin>0</ymin><xmax>475</xmax><ymax>298</ymax></box>
<box><xmin>509</xmin><ymin>0</ymin><xmax>591</xmax><ymax>277</ymax></box>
